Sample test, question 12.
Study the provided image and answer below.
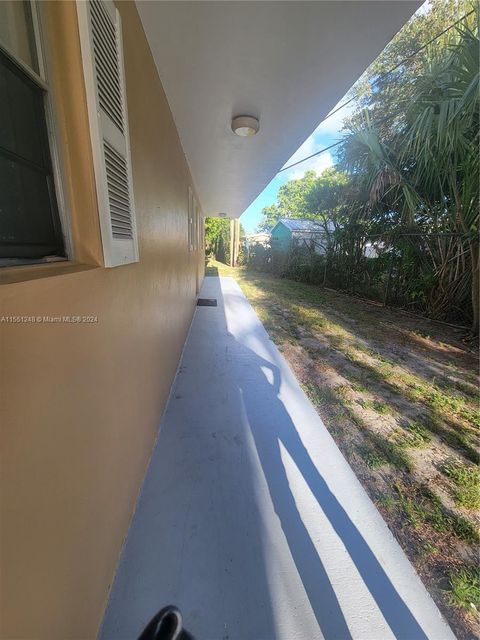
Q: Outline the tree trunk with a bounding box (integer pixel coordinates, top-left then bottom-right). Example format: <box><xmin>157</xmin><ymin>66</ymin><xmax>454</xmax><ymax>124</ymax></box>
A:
<box><xmin>384</xmin><ymin>251</ymin><xmax>395</xmax><ymax>307</ymax></box>
<box><xmin>469</xmin><ymin>241</ymin><xmax>479</xmax><ymax>335</ymax></box>
<box><xmin>452</xmin><ymin>181</ymin><xmax>478</xmax><ymax>333</ymax></box>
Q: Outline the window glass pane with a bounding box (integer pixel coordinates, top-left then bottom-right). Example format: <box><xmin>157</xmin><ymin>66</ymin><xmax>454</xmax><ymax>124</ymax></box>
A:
<box><xmin>0</xmin><ymin>57</ymin><xmax>46</xmax><ymax>165</ymax></box>
<box><xmin>0</xmin><ymin>49</ymin><xmax>64</xmax><ymax>259</ymax></box>
<box><xmin>0</xmin><ymin>1</ymin><xmax>38</xmax><ymax>74</ymax></box>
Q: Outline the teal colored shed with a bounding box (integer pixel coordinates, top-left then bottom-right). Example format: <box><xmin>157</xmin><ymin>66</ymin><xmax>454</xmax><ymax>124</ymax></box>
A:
<box><xmin>270</xmin><ymin>220</ymin><xmax>293</xmax><ymax>252</ymax></box>
<box><xmin>270</xmin><ymin>218</ymin><xmax>327</xmax><ymax>253</ymax></box>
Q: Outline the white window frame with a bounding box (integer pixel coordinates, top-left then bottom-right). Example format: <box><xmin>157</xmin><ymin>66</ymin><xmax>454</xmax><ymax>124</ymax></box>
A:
<box><xmin>187</xmin><ymin>187</ymin><xmax>202</xmax><ymax>252</ymax></box>
<box><xmin>193</xmin><ymin>198</ymin><xmax>198</xmax><ymax>251</ymax></box>
<box><xmin>0</xmin><ymin>1</ymin><xmax>74</xmax><ymax>263</ymax></box>
<box><xmin>199</xmin><ymin>212</ymin><xmax>204</xmax><ymax>252</ymax></box>
<box><xmin>188</xmin><ymin>186</ymin><xmax>194</xmax><ymax>251</ymax></box>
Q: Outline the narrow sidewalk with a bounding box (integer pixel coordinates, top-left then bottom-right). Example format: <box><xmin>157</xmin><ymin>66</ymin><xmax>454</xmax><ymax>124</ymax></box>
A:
<box><xmin>100</xmin><ymin>276</ymin><xmax>453</xmax><ymax>640</ymax></box>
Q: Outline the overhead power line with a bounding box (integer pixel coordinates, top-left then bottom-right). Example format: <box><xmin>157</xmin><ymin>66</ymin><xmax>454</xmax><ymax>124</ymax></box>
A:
<box><xmin>279</xmin><ymin>111</ymin><xmax>394</xmax><ymax>173</ymax></box>
<box><xmin>278</xmin><ymin>9</ymin><xmax>475</xmax><ymax>174</ymax></box>
<box><xmin>279</xmin><ymin>140</ymin><xmax>343</xmax><ymax>173</ymax></box>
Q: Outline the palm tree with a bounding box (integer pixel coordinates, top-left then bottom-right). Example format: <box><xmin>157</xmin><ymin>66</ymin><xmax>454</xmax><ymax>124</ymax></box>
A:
<box><xmin>403</xmin><ymin>25</ymin><xmax>479</xmax><ymax>331</ymax></box>
<box><xmin>339</xmin><ymin>22</ymin><xmax>479</xmax><ymax>331</ymax></box>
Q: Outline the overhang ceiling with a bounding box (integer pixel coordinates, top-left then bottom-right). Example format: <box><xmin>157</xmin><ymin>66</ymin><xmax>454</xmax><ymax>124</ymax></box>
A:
<box><xmin>136</xmin><ymin>1</ymin><xmax>420</xmax><ymax>218</ymax></box>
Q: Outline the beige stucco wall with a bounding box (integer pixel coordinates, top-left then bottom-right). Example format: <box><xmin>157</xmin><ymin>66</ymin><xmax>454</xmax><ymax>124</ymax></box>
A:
<box><xmin>0</xmin><ymin>2</ymin><xmax>203</xmax><ymax>638</ymax></box>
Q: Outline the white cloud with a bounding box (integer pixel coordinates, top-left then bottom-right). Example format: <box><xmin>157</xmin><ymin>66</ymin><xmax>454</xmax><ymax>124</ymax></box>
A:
<box><xmin>280</xmin><ymin>96</ymin><xmax>353</xmax><ymax>180</ymax></box>
<box><xmin>314</xmin><ymin>99</ymin><xmax>354</xmax><ymax>136</ymax></box>
<box><xmin>283</xmin><ymin>134</ymin><xmax>317</xmax><ymax>170</ymax></box>
<box><xmin>283</xmin><ymin>134</ymin><xmax>335</xmax><ymax>180</ymax></box>
<box><xmin>288</xmin><ymin>150</ymin><xmax>334</xmax><ymax>180</ymax></box>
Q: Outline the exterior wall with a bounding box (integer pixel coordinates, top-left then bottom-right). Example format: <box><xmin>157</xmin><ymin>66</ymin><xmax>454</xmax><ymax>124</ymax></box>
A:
<box><xmin>271</xmin><ymin>223</ymin><xmax>292</xmax><ymax>252</ymax></box>
<box><xmin>292</xmin><ymin>232</ymin><xmax>328</xmax><ymax>255</ymax></box>
<box><xmin>271</xmin><ymin>224</ymin><xmax>329</xmax><ymax>255</ymax></box>
<box><xmin>0</xmin><ymin>2</ymin><xmax>203</xmax><ymax>638</ymax></box>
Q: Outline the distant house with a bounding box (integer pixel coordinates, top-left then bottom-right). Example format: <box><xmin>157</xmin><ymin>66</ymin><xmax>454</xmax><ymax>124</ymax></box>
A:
<box><xmin>270</xmin><ymin>218</ymin><xmax>334</xmax><ymax>255</ymax></box>
<box><xmin>246</xmin><ymin>232</ymin><xmax>271</xmax><ymax>247</ymax></box>
<box><xmin>364</xmin><ymin>240</ymin><xmax>386</xmax><ymax>258</ymax></box>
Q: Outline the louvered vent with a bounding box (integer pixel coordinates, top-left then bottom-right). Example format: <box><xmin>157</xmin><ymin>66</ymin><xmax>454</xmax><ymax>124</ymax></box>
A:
<box><xmin>104</xmin><ymin>141</ymin><xmax>133</xmax><ymax>239</ymax></box>
<box><xmin>79</xmin><ymin>0</ymin><xmax>138</xmax><ymax>265</ymax></box>
<box><xmin>90</xmin><ymin>0</ymin><xmax>124</xmax><ymax>132</ymax></box>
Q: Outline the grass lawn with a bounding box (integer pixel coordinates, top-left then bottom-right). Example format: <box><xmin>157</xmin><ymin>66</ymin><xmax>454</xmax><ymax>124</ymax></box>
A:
<box><xmin>206</xmin><ymin>259</ymin><xmax>480</xmax><ymax>640</ymax></box>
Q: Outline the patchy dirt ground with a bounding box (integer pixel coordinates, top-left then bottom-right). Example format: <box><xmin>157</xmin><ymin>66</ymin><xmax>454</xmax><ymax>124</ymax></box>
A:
<box><xmin>207</xmin><ymin>260</ymin><xmax>480</xmax><ymax>640</ymax></box>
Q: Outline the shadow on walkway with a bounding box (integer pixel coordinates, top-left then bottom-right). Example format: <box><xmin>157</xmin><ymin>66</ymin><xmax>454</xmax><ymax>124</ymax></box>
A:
<box><xmin>100</xmin><ymin>276</ymin><xmax>443</xmax><ymax>640</ymax></box>
<box><xmin>223</xmin><ymin>291</ymin><xmax>428</xmax><ymax>639</ymax></box>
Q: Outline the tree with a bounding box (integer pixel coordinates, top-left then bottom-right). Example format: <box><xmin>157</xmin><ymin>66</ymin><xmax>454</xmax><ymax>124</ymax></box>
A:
<box><xmin>339</xmin><ymin>17</ymin><xmax>479</xmax><ymax>330</ymax></box>
<box><xmin>205</xmin><ymin>218</ymin><xmax>247</xmax><ymax>265</ymax></box>
<box><xmin>205</xmin><ymin>218</ymin><xmax>230</xmax><ymax>263</ymax></box>
<box><xmin>258</xmin><ymin>171</ymin><xmax>318</xmax><ymax>230</ymax></box>
<box><xmin>251</xmin><ymin>1</ymin><xmax>478</xmax><ymax>329</ymax></box>
<box><xmin>403</xmin><ymin>24</ymin><xmax>479</xmax><ymax>331</ymax></box>
<box><xmin>344</xmin><ymin>0</ymin><xmax>476</xmax><ymax>140</ymax></box>
<box><xmin>258</xmin><ymin>169</ymin><xmax>348</xmax><ymax>231</ymax></box>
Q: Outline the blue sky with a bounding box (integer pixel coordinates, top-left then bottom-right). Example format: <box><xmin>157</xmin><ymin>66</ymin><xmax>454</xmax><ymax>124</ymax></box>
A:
<box><xmin>239</xmin><ymin>99</ymin><xmax>354</xmax><ymax>233</ymax></box>
<box><xmin>239</xmin><ymin>0</ymin><xmax>429</xmax><ymax>234</ymax></box>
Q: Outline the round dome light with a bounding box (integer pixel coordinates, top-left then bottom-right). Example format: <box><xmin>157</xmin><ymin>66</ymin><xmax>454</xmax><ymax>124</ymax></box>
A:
<box><xmin>231</xmin><ymin>115</ymin><xmax>259</xmax><ymax>137</ymax></box>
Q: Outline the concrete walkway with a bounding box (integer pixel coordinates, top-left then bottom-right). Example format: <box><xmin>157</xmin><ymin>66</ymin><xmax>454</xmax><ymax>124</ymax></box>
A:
<box><xmin>100</xmin><ymin>276</ymin><xmax>454</xmax><ymax>640</ymax></box>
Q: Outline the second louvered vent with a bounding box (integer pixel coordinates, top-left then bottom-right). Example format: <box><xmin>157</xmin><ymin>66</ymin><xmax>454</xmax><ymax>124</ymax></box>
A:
<box><xmin>104</xmin><ymin>141</ymin><xmax>133</xmax><ymax>239</ymax></box>
<box><xmin>90</xmin><ymin>0</ymin><xmax>124</xmax><ymax>133</ymax></box>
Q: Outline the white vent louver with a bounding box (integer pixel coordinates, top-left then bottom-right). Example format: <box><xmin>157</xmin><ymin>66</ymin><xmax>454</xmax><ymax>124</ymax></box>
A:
<box><xmin>104</xmin><ymin>141</ymin><xmax>133</xmax><ymax>239</ymax></box>
<box><xmin>90</xmin><ymin>0</ymin><xmax>124</xmax><ymax>133</ymax></box>
<box><xmin>78</xmin><ymin>0</ymin><xmax>138</xmax><ymax>266</ymax></box>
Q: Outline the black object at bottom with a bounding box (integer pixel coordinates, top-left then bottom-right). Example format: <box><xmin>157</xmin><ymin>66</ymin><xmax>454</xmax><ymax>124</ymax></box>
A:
<box><xmin>197</xmin><ymin>298</ymin><xmax>217</xmax><ymax>307</ymax></box>
<box><xmin>138</xmin><ymin>605</ymin><xmax>194</xmax><ymax>640</ymax></box>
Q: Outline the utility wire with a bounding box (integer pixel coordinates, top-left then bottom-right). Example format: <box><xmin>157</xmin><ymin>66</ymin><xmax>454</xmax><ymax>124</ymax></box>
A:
<box><xmin>279</xmin><ymin>140</ymin><xmax>344</xmax><ymax>173</ymax></box>
<box><xmin>279</xmin><ymin>111</ymin><xmax>395</xmax><ymax>173</ymax></box>
<box><xmin>278</xmin><ymin>9</ymin><xmax>475</xmax><ymax>174</ymax></box>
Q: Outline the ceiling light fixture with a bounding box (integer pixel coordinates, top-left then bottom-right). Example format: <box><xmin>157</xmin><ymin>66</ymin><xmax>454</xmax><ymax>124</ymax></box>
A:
<box><xmin>231</xmin><ymin>115</ymin><xmax>259</xmax><ymax>137</ymax></box>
